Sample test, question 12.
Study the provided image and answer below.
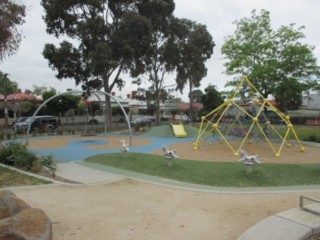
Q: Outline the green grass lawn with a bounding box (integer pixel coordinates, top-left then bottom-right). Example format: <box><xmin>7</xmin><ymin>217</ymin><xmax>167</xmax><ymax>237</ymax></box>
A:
<box><xmin>86</xmin><ymin>153</ymin><xmax>320</xmax><ymax>187</ymax></box>
<box><xmin>291</xmin><ymin>125</ymin><xmax>320</xmax><ymax>142</ymax></box>
<box><xmin>0</xmin><ymin>165</ymin><xmax>51</xmax><ymax>188</ymax></box>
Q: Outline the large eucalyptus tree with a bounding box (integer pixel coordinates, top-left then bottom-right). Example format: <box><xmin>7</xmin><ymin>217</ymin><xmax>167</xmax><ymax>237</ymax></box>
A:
<box><xmin>41</xmin><ymin>0</ymin><xmax>153</xmax><ymax>127</ymax></box>
<box><xmin>134</xmin><ymin>0</ymin><xmax>176</xmax><ymax>124</ymax></box>
<box><xmin>0</xmin><ymin>0</ymin><xmax>26</xmax><ymax>62</ymax></box>
<box><xmin>172</xmin><ymin>18</ymin><xmax>215</xmax><ymax>121</ymax></box>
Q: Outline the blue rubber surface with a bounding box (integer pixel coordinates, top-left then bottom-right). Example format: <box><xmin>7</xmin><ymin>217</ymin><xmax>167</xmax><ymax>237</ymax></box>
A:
<box><xmin>17</xmin><ymin>134</ymin><xmax>195</xmax><ymax>163</ymax></box>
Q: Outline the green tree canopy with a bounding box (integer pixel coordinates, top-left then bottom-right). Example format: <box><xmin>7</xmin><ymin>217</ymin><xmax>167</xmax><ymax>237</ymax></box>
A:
<box><xmin>189</xmin><ymin>89</ymin><xmax>204</xmax><ymax>103</ymax></box>
<box><xmin>221</xmin><ymin>9</ymin><xmax>320</xmax><ymax>107</ymax></box>
<box><xmin>0</xmin><ymin>0</ymin><xmax>26</xmax><ymax>61</ymax></box>
<box><xmin>201</xmin><ymin>85</ymin><xmax>224</xmax><ymax>116</ymax></box>
<box><xmin>41</xmin><ymin>0</ymin><xmax>154</xmax><ymax>127</ymax></box>
<box><xmin>135</xmin><ymin>14</ymin><xmax>214</xmax><ymax>124</ymax></box>
<box><xmin>42</xmin><ymin>88</ymin><xmax>81</xmax><ymax>116</ymax></box>
<box><xmin>0</xmin><ymin>71</ymin><xmax>18</xmax><ymax>94</ymax></box>
<box><xmin>132</xmin><ymin>0</ymin><xmax>176</xmax><ymax>124</ymax></box>
<box><xmin>274</xmin><ymin>79</ymin><xmax>304</xmax><ymax>112</ymax></box>
<box><xmin>133</xmin><ymin>85</ymin><xmax>173</xmax><ymax>116</ymax></box>
<box><xmin>171</xmin><ymin>18</ymin><xmax>215</xmax><ymax>121</ymax></box>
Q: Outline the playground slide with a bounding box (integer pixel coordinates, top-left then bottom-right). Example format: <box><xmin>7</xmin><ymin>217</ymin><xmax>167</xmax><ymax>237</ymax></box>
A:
<box><xmin>171</xmin><ymin>124</ymin><xmax>187</xmax><ymax>138</ymax></box>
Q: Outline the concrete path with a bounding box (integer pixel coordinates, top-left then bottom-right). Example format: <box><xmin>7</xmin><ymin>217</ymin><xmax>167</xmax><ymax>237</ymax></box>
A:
<box><xmin>238</xmin><ymin>203</ymin><xmax>320</xmax><ymax>240</ymax></box>
<box><xmin>55</xmin><ymin>162</ymin><xmax>125</xmax><ymax>184</ymax></box>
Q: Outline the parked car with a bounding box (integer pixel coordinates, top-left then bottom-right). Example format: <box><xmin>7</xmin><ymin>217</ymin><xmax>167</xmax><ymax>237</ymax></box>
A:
<box><xmin>130</xmin><ymin>115</ymin><xmax>155</xmax><ymax>126</ymax></box>
<box><xmin>13</xmin><ymin>117</ymin><xmax>29</xmax><ymax>131</ymax></box>
<box><xmin>18</xmin><ymin>115</ymin><xmax>58</xmax><ymax>133</ymax></box>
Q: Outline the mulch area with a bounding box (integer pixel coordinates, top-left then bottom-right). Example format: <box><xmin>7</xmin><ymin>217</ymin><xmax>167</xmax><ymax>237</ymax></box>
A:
<box><xmin>27</xmin><ymin>136</ymin><xmax>151</xmax><ymax>150</ymax></box>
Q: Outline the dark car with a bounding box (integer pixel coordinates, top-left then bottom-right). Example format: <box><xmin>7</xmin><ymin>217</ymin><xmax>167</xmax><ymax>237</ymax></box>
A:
<box><xmin>19</xmin><ymin>115</ymin><xmax>58</xmax><ymax>133</ymax></box>
<box><xmin>13</xmin><ymin>117</ymin><xmax>29</xmax><ymax>131</ymax></box>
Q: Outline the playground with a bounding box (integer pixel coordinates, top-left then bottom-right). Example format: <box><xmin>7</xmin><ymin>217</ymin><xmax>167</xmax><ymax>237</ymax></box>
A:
<box><xmin>10</xmin><ymin>130</ymin><xmax>320</xmax><ymax>240</ymax></box>
<box><xmin>26</xmin><ymin>133</ymin><xmax>319</xmax><ymax>164</ymax></box>
<box><xmin>6</xmin><ymin>77</ymin><xmax>320</xmax><ymax>239</ymax></box>
<box><xmin>5</xmin><ymin>114</ymin><xmax>319</xmax><ymax>240</ymax></box>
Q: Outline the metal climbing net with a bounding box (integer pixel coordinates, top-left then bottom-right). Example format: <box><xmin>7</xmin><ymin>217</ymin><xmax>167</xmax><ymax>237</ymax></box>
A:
<box><xmin>194</xmin><ymin>76</ymin><xmax>304</xmax><ymax>157</ymax></box>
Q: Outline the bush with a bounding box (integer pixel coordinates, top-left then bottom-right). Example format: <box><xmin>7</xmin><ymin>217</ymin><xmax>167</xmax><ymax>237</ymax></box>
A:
<box><xmin>0</xmin><ymin>142</ymin><xmax>56</xmax><ymax>175</ymax></box>
<box><xmin>89</xmin><ymin>119</ymin><xmax>98</xmax><ymax>125</ymax></box>
<box><xmin>0</xmin><ymin>141</ymin><xmax>25</xmax><ymax>166</ymax></box>
<box><xmin>32</xmin><ymin>154</ymin><xmax>56</xmax><ymax>176</ymax></box>
<box><xmin>307</xmin><ymin>134</ymin><xmax>317</xmax><ymax>142</ymax></box>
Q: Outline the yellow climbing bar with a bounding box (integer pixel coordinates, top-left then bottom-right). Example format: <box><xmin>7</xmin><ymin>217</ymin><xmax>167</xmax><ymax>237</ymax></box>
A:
<box><xmin>194</xmin><ymin>76</ymin><xmax>304</xmax><ymax>158</ymax></box>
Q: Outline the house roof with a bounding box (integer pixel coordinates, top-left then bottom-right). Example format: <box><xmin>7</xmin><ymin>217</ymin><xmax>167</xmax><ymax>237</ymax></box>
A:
<box><xmin>0</xmin><ymin>93</ymin><xmax>42</xmax><ymax>101</ymax></box>
<box><xmin>176</xmin><ymin>102</ymin><xmax>203</xmax><ymax>111</ymax></box>
<box><xmin>125</xmin><ymin>98</ymin><xmax>146</xmax><ymax>106</ymax></box>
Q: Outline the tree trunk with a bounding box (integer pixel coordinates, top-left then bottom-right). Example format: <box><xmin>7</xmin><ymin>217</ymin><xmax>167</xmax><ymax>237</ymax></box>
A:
<box><xmin>154</xmin><ymin>68</ymin><xmax>161</xmax><ymax>125</ymax></box>
<box><xmin>189</xmin><ymin>80</ymin><xmax>194</xmax><ymax>123</ymax></box>
<box><xmin>156</xmin><ymin>93</ymin><xmax>160</xmax><ymax>125</ymax></box>
<box><xmin>103</xmin><ymin>83</ymin><xmax>113</xmax><ymax>129</ymax></box>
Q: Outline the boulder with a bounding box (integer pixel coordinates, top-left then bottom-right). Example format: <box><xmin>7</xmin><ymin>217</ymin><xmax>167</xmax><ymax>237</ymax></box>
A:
<box><xmin>0</xmin><ymin>190</ymin><xmax>30</xmax><ymax>220</ymax></box>
<box><xmin>0</xmin><ymin>208</ymin><xmax>52</xmax><ymax>240</ymax></box>
<box><xmin>0</xmin><ymin>190</ymin><xmax>52</xmax><ymax>240</ymax></box>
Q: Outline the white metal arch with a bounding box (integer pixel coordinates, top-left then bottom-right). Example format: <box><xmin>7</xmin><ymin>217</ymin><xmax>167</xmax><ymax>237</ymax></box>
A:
<box><xmin>26</xmin><ymin>90</ymin><xmax>132</xmax><ymax>145</ymax></box>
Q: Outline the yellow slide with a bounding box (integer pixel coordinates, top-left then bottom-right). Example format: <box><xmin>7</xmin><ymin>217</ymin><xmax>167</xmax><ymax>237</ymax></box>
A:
<box><xmin>171</xmin><ymin>124</ymin><xmax>187</xmax><ymax>138</ymax></box>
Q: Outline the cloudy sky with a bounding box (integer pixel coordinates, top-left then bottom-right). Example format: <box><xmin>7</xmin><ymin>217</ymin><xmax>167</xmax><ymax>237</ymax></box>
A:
<box><xmin>1</xmin><ymin>0</ymin><xmax>319</xmax><ymax>100</ymax></box>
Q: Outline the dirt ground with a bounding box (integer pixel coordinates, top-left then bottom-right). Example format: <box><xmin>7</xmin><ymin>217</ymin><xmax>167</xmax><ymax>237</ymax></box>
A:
<box><xmin>10</xmin><ymin>136</ymin><xmax>320</xmax><ymax>240</ymax></box>
<box><xmin>11</xmin><ymin>180</ymin><xmax>320</xmax><ymax>240</ymax></box>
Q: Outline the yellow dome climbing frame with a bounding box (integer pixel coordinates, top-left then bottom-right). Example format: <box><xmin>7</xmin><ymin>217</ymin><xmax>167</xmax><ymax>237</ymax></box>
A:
<box><xmin>194</xmin><ymin>76</ymin><xmax>304</xmax><ymax>157</ymax></box>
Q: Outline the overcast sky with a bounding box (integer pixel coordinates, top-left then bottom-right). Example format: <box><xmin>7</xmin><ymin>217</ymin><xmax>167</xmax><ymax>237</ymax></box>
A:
<box><xmin>1</xmin><ymin>0</ymin><xmax>319</xmax><ymax>100</ymax></box>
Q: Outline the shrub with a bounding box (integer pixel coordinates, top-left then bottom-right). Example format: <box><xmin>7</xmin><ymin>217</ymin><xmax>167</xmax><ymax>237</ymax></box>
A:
<box><xmin>0</xmin><ymin>142</ymin><xmax>56</xmax><ymax>175</ymax></box>
<box><xmin>32</xmin><ymin>154</ymin><xmax>56</xmax><ymax>176</ymax></box>
<box><xmin>6</xmin><ymin>132</ymin><xmax>11</xmax><ymax>140</ymax></box>
<box><xmin>307</xmin><ymin>134</ymin><xmax>317</xmax><ymax>142</ymax></box>
<box><xmin>0</xmin><ymin>141</ymin><xmax>25</xmax><ymax>166</ymax></box>
<box><xmin>89</xmin><ymin>119</ymin><xmax>98</xmax><ymax>125</ymax></box>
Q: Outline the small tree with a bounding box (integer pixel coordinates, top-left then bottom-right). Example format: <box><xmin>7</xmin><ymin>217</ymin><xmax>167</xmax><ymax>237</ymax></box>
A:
<box><xmin>274</xmin><ymin>79</ymin><xmax>305</xmax><ymax>113</ymax></box>
<box><xmin>87</xmin><ymin>101</ymin><xmax>101</xmax><ymax>123</ymax></box>
<box><xmin>0</xmin><ymin>71</ymin><xmax>18</xmax><ymax>94</ymax></box>
<box><xmin>189</xmin><ymin>89</ymin><xmax>204</xmax><ymax>103</ymax></box>
<box><xmin>42</xmin><ymin>88</ymin><xmax>81</xmax><ymax>123</ymax></box>
<box><xmin>221</xmin><ymin>9</ymin><xmax>320</xmax><ymax>107</ymax></box>
<box><xmin>133</xmin><ymin>86</ymin><xmax>173</xmax><ymax>117</ymax></box>
<box><xmin>0</xmin><ymin>71</ymin><xmax>19</xmax><ymax>125</ymax></box>
<box><xmin>201</xmin><ymin>85</ymin><xmax>224</xmax><ymax>116</ymax></box>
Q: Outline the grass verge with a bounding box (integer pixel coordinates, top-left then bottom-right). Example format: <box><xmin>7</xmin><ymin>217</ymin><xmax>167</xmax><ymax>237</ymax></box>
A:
<box><xmin>86</xmin><ymin>153</ymin><xmax>320</xmax><ymax>187</ymax></box>
<box><xmin>0</xmin><ymin>165</ymin><xmax>51</xmax><ymax>188</ymax></box>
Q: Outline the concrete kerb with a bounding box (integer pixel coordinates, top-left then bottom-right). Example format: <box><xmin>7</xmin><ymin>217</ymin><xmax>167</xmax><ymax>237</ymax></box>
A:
<box><xmin>237</xmin><ymin>204</ymin><xmax>320</xmax><ymax>240</ymax></box>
